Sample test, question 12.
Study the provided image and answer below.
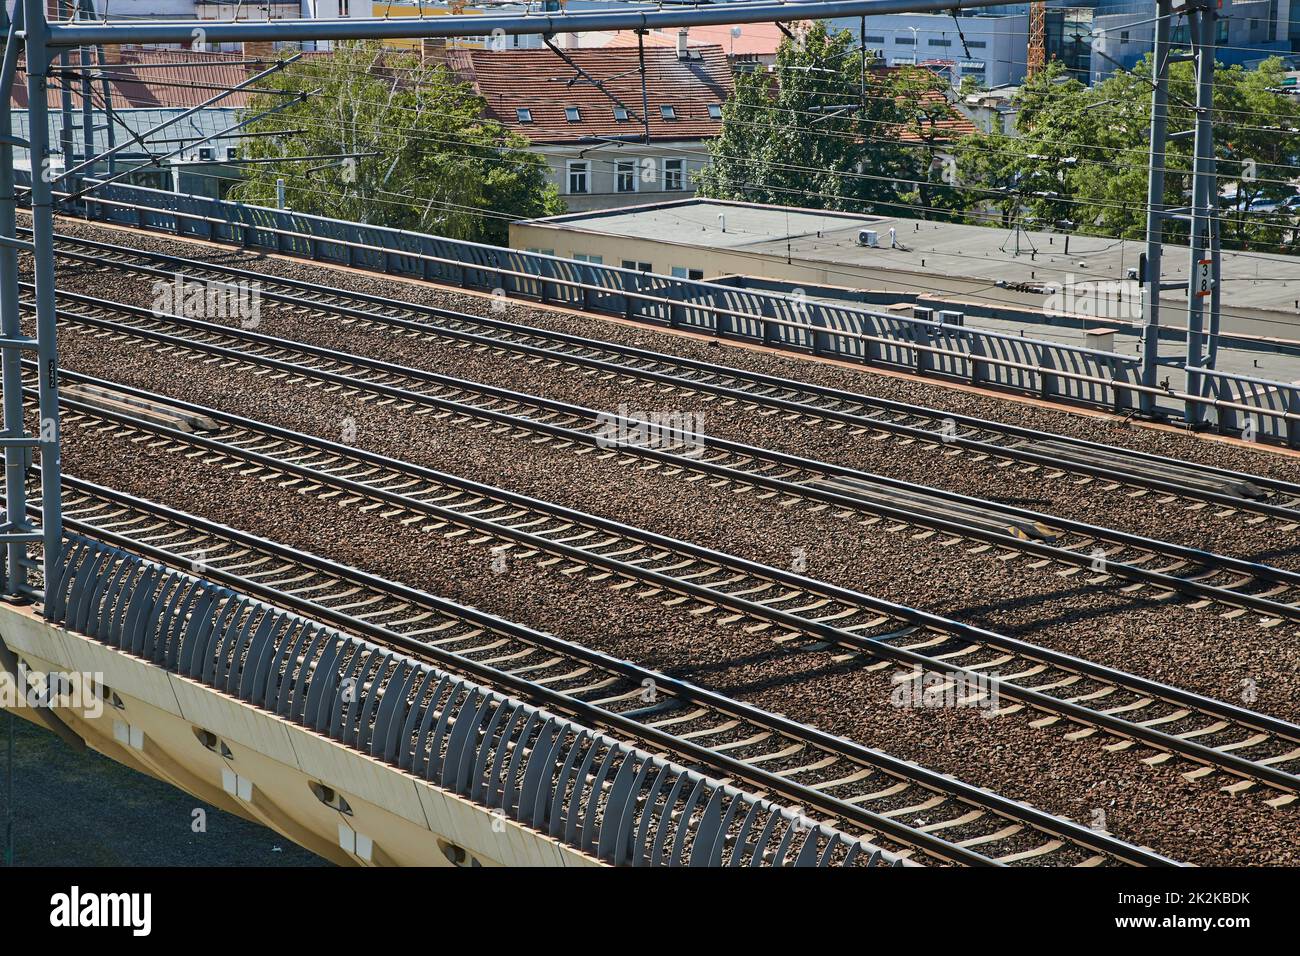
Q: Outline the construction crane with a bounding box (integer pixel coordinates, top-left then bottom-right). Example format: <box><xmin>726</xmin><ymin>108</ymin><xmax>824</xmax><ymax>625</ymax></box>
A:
<box><xmin>1027</xmin><ymin>0</ymin><xmax>1046</xmax><ymax>78</ymax></box>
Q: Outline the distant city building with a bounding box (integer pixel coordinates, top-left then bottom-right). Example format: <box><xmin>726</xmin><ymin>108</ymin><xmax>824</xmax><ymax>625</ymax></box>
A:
<box><xmin>822</xmin><ymin>12</ymin><xmax>1029</xmax><ymax>89</ymax></box>
<box><xmin>956</xmin><ymin>84</ymin><xmax>1019</xmax><ymax>134</ymax></box>
<box><xmin>1089</xmin><ymin>0</ymin><xmax>1284</xmax><ymax>83</ymax></box>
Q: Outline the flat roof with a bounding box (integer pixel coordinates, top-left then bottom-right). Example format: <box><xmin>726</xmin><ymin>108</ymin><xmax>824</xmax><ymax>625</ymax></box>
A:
<box><xmin>521</xmin><ymin>199</ymin><xmax>1300</xmax><ymax>316</ymax></box>
<box><xmin>537</xmin><ymin>202</ymin><xmax>888</xmax><ymax>251</ymax></box>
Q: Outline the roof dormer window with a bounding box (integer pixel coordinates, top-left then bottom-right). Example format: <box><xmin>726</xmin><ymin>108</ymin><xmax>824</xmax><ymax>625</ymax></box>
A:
<box><xmin>660</xmin><ymin>104</ymin><xmax>677</xmax><ymax>120</ymax></box>
<box><xmin>516</xmin><ymin>108</ymin><xmax>533</xmax><ymax>123</ymax></box>
<box><xmin>708</xmin><ymin>103</ymin><xmax>722</xmax><ymax>119</ymax></box>
<box><xmin>613</xmin><ymin>106</ymin><xmax>629</xmax><ymax>121</ymax></box>
<box><xmin>565</xmin><ymin>106</ymin><xmax>581</xmax><ymax>122</ymax></box>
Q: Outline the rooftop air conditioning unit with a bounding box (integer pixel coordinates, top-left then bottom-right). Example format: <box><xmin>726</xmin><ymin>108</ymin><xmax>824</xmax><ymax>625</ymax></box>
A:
<box><xmin>858</xmin><ymin>229</ymin><xmax>878</xmax><ymax>248</ymax></box>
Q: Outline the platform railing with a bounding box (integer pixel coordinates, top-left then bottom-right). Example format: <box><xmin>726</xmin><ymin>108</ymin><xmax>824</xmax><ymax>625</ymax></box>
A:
<box><xmin>37</xmin><ymin>178</ymin><xmax>1299</xmax><ymax>447</ymax></box>
<box><xmin>74</xmin><ymin>183</ymin><xmax>1144</xmax><ymax>399</ymax></box>
<box><xmin>46</xmin><ymin>533</ymin><xmax>896</xmax><ymax>867</ymax></box>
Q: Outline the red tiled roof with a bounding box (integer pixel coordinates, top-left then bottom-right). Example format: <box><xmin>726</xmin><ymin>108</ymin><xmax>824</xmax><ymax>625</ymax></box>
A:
<box><xmin>444</xmin><ymin>45</ymin><xmax>734</xmax><ymax>145</ymax></box>
<box><xmin>897</xmin><ymin>88</ymin><xmax>977</xmax><ymax>142</ymax></box>
<box><xmin>10</xmin><ymin>47</ymin><xmax>270</xmax><ymax>110</ymax></box>
<box><xmin>869</xmin><ymin>66</ymin><xmax>977</xmax><ymax>143</ymax></box>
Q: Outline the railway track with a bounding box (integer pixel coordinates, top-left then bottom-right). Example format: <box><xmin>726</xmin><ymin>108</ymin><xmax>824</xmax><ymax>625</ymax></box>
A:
<box><xmin>41</xmin><ymin>228</ymin><xmax>1300</xmax><ymax>526</ymax></box>
<box><xmin>37</xmin><ymin>287</ymin><xmax>1300</xmax><ymax>627</ymax></box>
<box><xmin>12</xmin><ymin>473</ymin><xmax>1172</xmax><ymax>867</ymax></box>
<box><xmin>43</xmin><ymin>367</ymin><xmax>1300</xmax><ymax>803</ymax></box>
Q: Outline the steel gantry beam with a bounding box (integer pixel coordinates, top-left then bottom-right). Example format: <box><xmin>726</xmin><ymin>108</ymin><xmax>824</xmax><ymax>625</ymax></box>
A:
<box><xmin>22</xmin><ymin>0</ymin><xmax>66</xmax><ymax>609</ymax></box>
<box><xmin>1184</xmin><ymin>0</ymin><xmax>1217</xmax><ymax>394</ymax></box>
<box><xmin>1139</xmin><ymin>0</ymin><xmax>1172</xmax><ymax>413</ymax></box>
<box><xmin>45</xmin><ymin>0</ymin><xmax>1018</xmax><ymax>47</ymax></box>
<box><xmin>1140</xmin><ymin>0</ymin><xmax>1220</xmax><ymax>419</ymax></box>
<box><xmin>0</xmin><ymin>1</ymin><xmax>38</xmax><ymax>598</ymax></box>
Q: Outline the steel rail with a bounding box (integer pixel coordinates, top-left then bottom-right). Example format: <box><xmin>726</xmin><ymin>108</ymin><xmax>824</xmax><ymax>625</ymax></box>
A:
<box><xmin>36</xmin><ymin>289</ymin><xmax>1300</xmax><ymax>625</ymax></box>
<box><xmin>54</xmin><ymin>193</ymin><xmax>1300</xmax><ymax>434</ymax></box>
<box><xmin>44</xmin><ymin>193</ymin><xmax>1170</xmax><ymax>407</ymax></box>
<box><xmin>53</xmin><ymin>362</ymin><xmax>1300</xmax><ymax>744</ymax></box>
<box><xmin>42</xmin><ymin>228</ymin><xmax>1300</xmax><ymax>518</ymax></box>
<box><xmin>41</xmin><ymin>372</ymin><xmax>1300</xmax><ymax>797</ymax></box>
<box><xmin>17</xmin><ymin>473</ymin><xmax>1174</xmax><ymax>867</ymax></box>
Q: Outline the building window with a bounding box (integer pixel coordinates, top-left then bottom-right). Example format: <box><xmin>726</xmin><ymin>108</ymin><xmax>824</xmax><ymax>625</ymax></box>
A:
<box><xmin>565</xmin><ymin>106</ymin><xmax>581</xmax><ymax>122</ymax></box>
<box><xmin>622</xmin><ymin>260</ymin><xmax>652</xmax><ymax>272</ymax></box>
<box><xmin>615</xmin><ymin>159</ymin><xmax>638</xmax><ymax>193</ymax></box>
<box><xmin>573</xmin><ymin>253</ymin><xmax>603</xmax><ymax>264</ymax></box>
<box><xmin>516</xmin><ymin>108</ymin><xmax>533</xmax><ymax>123</ymax></box>
<box><xmin>967</xmin><ymin>40</ymin><xmax>986</xmax><ymax>48</ymax></box>
<box><xmin>566</xmin><ymin>161</ymin><xmax>589</xmax><ymax>194</ymax></box>
<box><xmin>339</xmin><ymin>0</ymin><xmax>349</xmax><ymax>15</ymax></box>
<box><xmin>708</xmin><ymin>103</ymin><xmax>722</xmax><ymax>119</ymax></box>
<box><xmin>928</xmin><ymin>38</ymin><xmax>951</xmax><ymax>47</ymax></box>
<box><xmin>865</xmin><ymin>34</ymin><xmax>885</xmax><ymax>43</ymax></box>
<box><xmin>660</xmin><ymin>104</ymin><xmax>677</xmax><ymax>120</ymax></box>
<box><xmin>895</xmin><ymin>36</ymin><xmax>915</xmax><ymax>45</ymax></box>
<box><xmin>614</xmin><ymin>106</ymin><xmax>629</xmax><ymax>121</ymax></box>
<box><xmin>662</xmin><ymin>158</ymin><xmax>684</xmax><ymax>191</ymax></box>
<box><xmin>526</xmin><ymin>247</ymin><xmax>555</xmax><ymax>256</ymax></box>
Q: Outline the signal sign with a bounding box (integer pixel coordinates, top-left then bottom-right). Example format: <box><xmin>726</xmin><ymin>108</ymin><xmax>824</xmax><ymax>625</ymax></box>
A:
<box><xmin>1194</xmin><ymin>258</ymin><xmax>1213</xmax><ymax>298</ymax></box>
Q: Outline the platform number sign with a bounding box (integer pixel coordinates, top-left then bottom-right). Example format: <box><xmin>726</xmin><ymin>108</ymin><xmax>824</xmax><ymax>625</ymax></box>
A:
<box><xmin>1194</xmin><ymin>258</ymin><xmax>1213</xmax><ymax>298</ymax></box>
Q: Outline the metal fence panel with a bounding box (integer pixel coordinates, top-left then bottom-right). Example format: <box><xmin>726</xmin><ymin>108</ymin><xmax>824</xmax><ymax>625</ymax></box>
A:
<box><xmin>64</xmin><ymin>180</ymin><xmax>1297</xmax><ymax>445</ymax></box>
<box><xmin>47</xmin><ymin>534</ymin><xmax>899</xmax><ymax>867</ymax></box>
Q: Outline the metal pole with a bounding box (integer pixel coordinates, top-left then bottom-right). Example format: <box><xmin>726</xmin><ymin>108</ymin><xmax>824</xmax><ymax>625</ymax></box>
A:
<box><xmin>78</xmin><ymin>0</ymin><xmax>95</xmax><ymax>189</ymax></box>
<box><xmin>1207</xmin><ymin>209</ymin><xmax>1221</xmax><ymax>370</ymax></box>
<box><xmin>57</xmin><ymin>3</ymin><xmax>75</xmax><ymax>196</ymax></box>
<box><xmin>636</xmin><ymin>29</ymin><xmax>650</xmax><ymax>147</ymax></box>
<box><xmin>0</xmin><ymin>2</ymin><xmax>30</xmax><ymax>596</ymax></box>
<box><xmin>860</xmin><ymin>15</ymin><xmax>866</xmax><ymax>101</ymax></box>
<box><xmin>99</xmin><ymin>47</ymin><xmax>116</xmax><ymax>178</ymax></box>
<box><xmin>1184</xmin><ymin>1</ymin><xmax>1215</xmax><ymax>409</ymax></box>
<box><xmin>23</xmin><ymin>0</ymin><xmax>65</xmax><ymax>609</ymax></box>
<box><xmin>1140</xmin><ymin>0</ymin><xmax>1171</xmax><ymax>413</ymax></box>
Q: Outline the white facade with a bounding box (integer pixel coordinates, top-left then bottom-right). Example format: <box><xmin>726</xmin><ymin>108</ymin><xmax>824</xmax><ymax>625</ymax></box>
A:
<box><xmin>825</xmin><ymin>12</ymin><xmax>1028</xmax><ymax>89</ymax></box>
<box><xmin>536</xmin><ymin>143</ymin><xmax>708</xmax><ymax>214</ymax></box>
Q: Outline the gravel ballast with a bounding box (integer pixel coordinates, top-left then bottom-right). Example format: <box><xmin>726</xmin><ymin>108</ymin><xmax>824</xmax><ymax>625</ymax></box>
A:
<box><xmin>21</xmin><ymin>215</ymin><xmax>1300</xmax><ymax>866</ymax></box>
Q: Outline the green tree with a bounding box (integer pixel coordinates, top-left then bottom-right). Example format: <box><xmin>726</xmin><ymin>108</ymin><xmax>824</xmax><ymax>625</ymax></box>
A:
<box><xmin>228</xmin><ymin>41</ymin><xmax>563</xmax><ymax>244</ymax></box>
<box><xmin>695</xmin><ymin>22</ymin><xmax>916</xmax><ymax>214</ymax></box>
<box><xmin>901</xmin><ymin>69</ymin><xmax>968</xmax><ymax>220</ymax></box>
<box><xmin>955</xmin><ymin>57</ymin><xmax>1300</xmax><ymax>251</ymax></box>
<box><xmin>953</xmin><ymin>62</ymin><xmax>1090</xmax><ymax>231</ymax></box>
